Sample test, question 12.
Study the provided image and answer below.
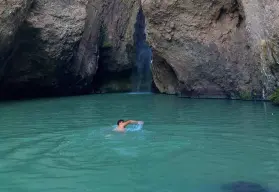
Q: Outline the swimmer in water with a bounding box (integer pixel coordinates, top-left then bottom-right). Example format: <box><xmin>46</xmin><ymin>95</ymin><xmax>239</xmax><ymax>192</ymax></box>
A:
<box><xmin>115</xmin><ymin>119</ymin><xmax>143</xmax><ymax>132</ymax></box>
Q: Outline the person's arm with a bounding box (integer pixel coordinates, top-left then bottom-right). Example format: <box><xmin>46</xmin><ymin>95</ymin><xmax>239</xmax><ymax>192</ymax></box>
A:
<box><xmin>122</xmin><ymin>120</ymin><xmax>139</xmax><ymax>127</ymax></box>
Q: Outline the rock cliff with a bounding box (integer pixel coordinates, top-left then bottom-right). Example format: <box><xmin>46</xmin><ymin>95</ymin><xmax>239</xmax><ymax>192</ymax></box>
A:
<box><xmin>142</xmin><ymin>0</ymin><xmax>279</xmax><ymax>100</ymax></box>
<box><xmin>1</xmin><ymin>0</ymin><xmax>279</xmax><ymax>100</ymax></box>
<box><xmin>0</xmin><ymin>0</ymin><xmax>140</xmax><ymax>99</ymax></box>
<box><xmin>0</xmin><ymin>0</ymin><xmax>33</xmax><ymax>83</ymax></box>
<box><xmin>91</xmin><ymin>0</ymin><xmax>140</xmax><ymax>93</ymax></box>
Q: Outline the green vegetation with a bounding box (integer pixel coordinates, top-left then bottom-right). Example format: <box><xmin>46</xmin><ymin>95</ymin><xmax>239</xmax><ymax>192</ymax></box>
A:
<box><xmin>102</xmin><ymin>41</ymin><xmax>112</xmax><ymax>48</ymax></box>
<box><xmin>99</xmin><ymin>24</ymin><xmax>112</xmax><ymax>48</ymax></box>
<box><xmin>239</xmin><ymin>91</ymin><xmax>252</xmax><ymax>100</ymax></box>
<box><xmin>261</xmin><ymin>35</ymin><xmax>279</xmax><ymax>105</ymax></box>
<box><xmin>270</xmin><ymin>88</ymin><xmax>279</xmax><ymax>105</ymax></box>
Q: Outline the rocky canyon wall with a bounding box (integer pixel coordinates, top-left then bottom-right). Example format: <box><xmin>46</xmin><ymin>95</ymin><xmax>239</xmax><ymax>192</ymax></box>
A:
<box><xmin>0</xmin><ymin>0</ymin><xmax>89</xmax><ymax>98</ymax></box>
<box><xmin>0</xmin><ymin>0</ymin><xmax>33</xmax><ymax>86</ymax></box>
<box><xmin>91</xmin><ymin>0</ymin><xmax>140</xmax><ymax>93</ymax></box>
<box><xmin>0</xmin><ymin>0</ymin><xmax>140</xmax><ymax>99</ymax></box>
<box><xmin>1</xmin><ymin>0</ymin><xmax>279</xmax><ymax>100</ymax></box>
<box><xmin>141</xmin><ymin>0</ymin><xmax>279</xmax><ymax>100</ymax></box>
<box><xmin>241</xmin><ymin>0</ymin><xmax>279</xmax><ymax>98</ymax></box>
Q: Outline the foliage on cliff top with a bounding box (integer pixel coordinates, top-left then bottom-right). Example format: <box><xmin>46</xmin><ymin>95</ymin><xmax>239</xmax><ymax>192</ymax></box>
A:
<box><xmin>270</xmin><ymin>88</ymin><xmax>279</xmax><ymax>105</ymax></box>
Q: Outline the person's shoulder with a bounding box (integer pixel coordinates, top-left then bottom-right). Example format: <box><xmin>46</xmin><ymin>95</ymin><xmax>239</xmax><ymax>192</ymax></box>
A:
<box><xmin>113</xmin><ymin>127</ymin><xmax>125</xmax><ymax>132</ymax></box>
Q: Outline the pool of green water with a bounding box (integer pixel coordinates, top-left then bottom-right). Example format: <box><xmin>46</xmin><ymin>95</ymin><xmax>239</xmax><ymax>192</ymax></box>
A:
<box><xmin>0</xmin><ymin>94</ymin><xmax>279</xmax><ymax>192</ymax></box>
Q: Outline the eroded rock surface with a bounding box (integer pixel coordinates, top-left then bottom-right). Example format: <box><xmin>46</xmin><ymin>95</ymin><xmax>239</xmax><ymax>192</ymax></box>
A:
<box><xmin>1</xmin><ymin>0</ymin><xmax>279</xmax><ymax>99</ymax></box>
<box><xmin>0</xmin><ymin>0</ymin><xmax>140</xmax><ymax>98</ymax></box>
<box><xmin>0</xmin><ymin>0</ymin><xmax>33</xmax><ymax>80</ymax></box>
<box><xmin>0</xmin><ymin>0</ymin><xmax>89</xmax><ymax>98</ymax></box>
<box><xmin>91</xmin><ymin>0</ymin><xmax>140</xmax><ymax>93</ymax></box>
<box><xmin>142</xmin><ymin>0</ymin><xmax>279</xmax><ymax>99</ymax></box>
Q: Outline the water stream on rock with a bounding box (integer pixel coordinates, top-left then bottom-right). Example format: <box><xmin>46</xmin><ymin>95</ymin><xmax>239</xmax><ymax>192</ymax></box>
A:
<box><xmin>132</xmin><ymin>7</ymin><xmax>153</xmax><ymax>93</ymax></box>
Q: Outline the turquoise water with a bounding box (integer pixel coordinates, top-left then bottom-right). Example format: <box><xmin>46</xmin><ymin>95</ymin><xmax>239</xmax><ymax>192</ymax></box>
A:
<box><xmin>0</xmin><ymin>94</ymin><xmax>279</xmax><ymax>192</ymax></box>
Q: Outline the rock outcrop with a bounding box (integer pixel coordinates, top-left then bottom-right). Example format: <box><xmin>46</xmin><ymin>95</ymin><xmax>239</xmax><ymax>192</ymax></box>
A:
<box><xmin>241</xmin><ymin>0</ymin><xmax>279</xmax><ymax>99</ymax></box>
<box><xmin>0</xmin><ymin>0</ymin><xmax>33</xmax><ymax>82</ymax></box>
<box><xmin>1</xmin><ymin>0</ymin><xmax>279</xmax><ymax>100</ymax></box>
<box><xmin>0</xmin><ymin>0</ymin><xmax>140</xmax><ymax>99</ymax></box>
<box><xmin>0</xmin><ymin>0</ymin><xmax>89</xmax><ymax>98</ymax></box>
<box><xmin>141</xmin><ymin>0</ymin><xmax>279</xmax><ymax>100</ymax></box>
<box><xmin>91</xmin><ymin>0</ymin><xmax>140</xmax><ymax>93</ymax></box>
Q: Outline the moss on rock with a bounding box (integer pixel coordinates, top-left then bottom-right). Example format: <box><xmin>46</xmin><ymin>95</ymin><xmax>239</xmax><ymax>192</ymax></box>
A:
<box><xmin>239</xmin><ymin>91</ymin><xmax>252</xmax><ymax>100</ymax></box>
<box><xmin>270</xmin><ymin>88</ymin><xmax>279</xmax><ymax>105</ymax></box>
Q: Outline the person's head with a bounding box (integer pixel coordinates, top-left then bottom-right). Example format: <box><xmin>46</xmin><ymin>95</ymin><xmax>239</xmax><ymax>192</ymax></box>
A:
<box><xmin>117</xmin><ymin>119</ymin><xmax>124</xmax><ymax>126</ymax></box>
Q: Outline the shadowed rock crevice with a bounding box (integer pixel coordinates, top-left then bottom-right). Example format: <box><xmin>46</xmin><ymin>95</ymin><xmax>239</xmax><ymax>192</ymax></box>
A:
<box><xmin>151</xmin><ymin>52</ymin><xmax>179</xmax><ymax>94</ymax></box>
<box><xmin>92</xmin><ymin>67</ymin><xmax>133</xmax><ymax>93</ymax></box>
<box><xmin>0</xmin><ymin>23</ymin><xmax>56</xmax><ymax>99</ymax></box>
<box><xmin>93</xmin><ymin>2</ymin><xmax>153</xmax><ymax>93</ymax></box>
<box><xmin>89</xmin><ymin>0</ymin><xmax>141</xmax><ymax>93</ymax></box>
<box><xmin>0</xmin><ymin>0</ymin><xmax>89</xmax><ymax>99</ymax></box>
<box><xmin>214</xmin><ymin>0</ymin><xmax>245</xmax><ymax>25</ymax></box>
<box><xmin>0</xmin><ymin>21</ymin><xmax>92</xmax><ymax>100</ymax></box>
<box><xmin>92</xmin><ymin>24</ymin><xmax>135</xmax><ymax>93</ymax></box>
<box><xmin>0</xmin><ymin>0</ymin><xmax>33</xmax><ymax>81</ymax></box>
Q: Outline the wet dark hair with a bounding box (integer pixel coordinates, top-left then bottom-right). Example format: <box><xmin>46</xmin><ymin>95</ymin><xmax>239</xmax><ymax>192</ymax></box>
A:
<box><xmin>117</xmin><ymin>119</ymin><xmax>124</xmax><ymax>125</ymax></box>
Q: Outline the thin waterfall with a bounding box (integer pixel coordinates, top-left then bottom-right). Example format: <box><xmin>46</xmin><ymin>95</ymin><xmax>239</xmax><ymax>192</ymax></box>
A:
<box><xmin>131</xmin><ymin>7</ymin><xmax>152</xmax><ymax>93</ymax></box>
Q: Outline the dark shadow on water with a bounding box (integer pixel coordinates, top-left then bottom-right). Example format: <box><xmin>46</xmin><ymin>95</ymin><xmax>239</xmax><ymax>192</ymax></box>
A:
<box><xmin>128</xmin><ymin>92</ymin><xmax>154</xmax><ymax>95</ymax></box>
<box><xmin>221</xmin><ymin>181</ymin><xmax>272</xmax><ymax>192</ymax></box>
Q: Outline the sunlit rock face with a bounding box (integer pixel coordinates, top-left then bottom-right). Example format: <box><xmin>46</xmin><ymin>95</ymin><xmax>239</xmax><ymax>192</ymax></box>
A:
<box><xmin>142</xmin><ymin>0</ymin><xmax>279</xmax><ymax>100</ymax></box>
